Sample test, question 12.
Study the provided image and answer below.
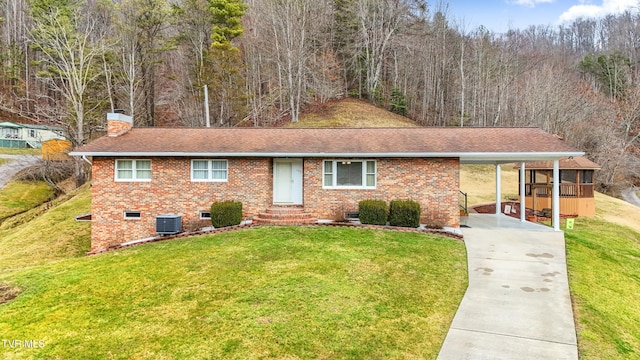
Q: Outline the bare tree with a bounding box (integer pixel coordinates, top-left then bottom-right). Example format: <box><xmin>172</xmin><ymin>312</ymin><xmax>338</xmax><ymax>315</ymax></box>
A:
<box><xmin>29</xmin><ymin>5</ymin><xmax>106</xmax><ymax>184</ymax></box>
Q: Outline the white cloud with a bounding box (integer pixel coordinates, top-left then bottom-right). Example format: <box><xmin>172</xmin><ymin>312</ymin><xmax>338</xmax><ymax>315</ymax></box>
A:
<box><xmin>559</xmin><ymin>0</ymin><xmax>640</xmax><ymax>23</ymax></box>
<box><xmin>510</xmin><ymin>0</ymin><xmax>556</xmax><ymax>8</ymax></box>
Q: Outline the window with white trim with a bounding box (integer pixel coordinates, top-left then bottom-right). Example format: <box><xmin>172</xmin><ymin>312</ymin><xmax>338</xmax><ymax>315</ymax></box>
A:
<box><xmin>323</xmin><ymin>160</ymin><xmax>376</xmax><ymax>189</ymax></box>
<box><xmin>191</xmin><ymin>160</ymin><xmax>228</xmax><ymax>182</ymax></box>
<box><xmin>115</xmin><ymin>160</ymin><xmax>151</xmax><ymax>181</ymax></box>
<box><xmin>199</xmin><ymin>211</ymin><xmax>211</xmax><ymax>220</ymax></box>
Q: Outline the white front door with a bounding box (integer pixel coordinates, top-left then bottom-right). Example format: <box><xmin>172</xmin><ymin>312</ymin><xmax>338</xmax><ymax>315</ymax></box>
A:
<box><xmin>273</xmin><ymin>159</ymin><xmax>303</xmax><ymax>204</ymax></box>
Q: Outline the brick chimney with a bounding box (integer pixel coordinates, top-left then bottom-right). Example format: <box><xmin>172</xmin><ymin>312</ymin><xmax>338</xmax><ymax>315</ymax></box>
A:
<box><xmin>107</xmin><ymin>111</ymin><xmax>133</xmax><ymax>137</ymax></box>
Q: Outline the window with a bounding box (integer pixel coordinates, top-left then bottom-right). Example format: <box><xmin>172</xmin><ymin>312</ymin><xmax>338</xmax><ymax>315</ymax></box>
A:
<box><xmin>580</xmin><ymin>170</ymin><xmax>594</xmax><ymax>184</ymax></box>
<box><xmin>115</xmin><ymin>160</ymin><xmax>151</xmax><ymax>181</ymax></box>
<box><xmin>191</xmin><ymin>160</ymin><xmax>228</xmax><ymax>182</ymax></box>
<box><xmin>3</xmin><ymin>128</ymin><xmax>19</xmax><ymax>139</ymax></box>
<box><xmin>199</xmin><ymin>211</ymin><xmax>211</xmax><ymax>220</ymax></box>
<box><xmin>323</xmin><ymin>160</ymin><xmax>376</xmax><ymax>189</ymax></box>
<box><xmin>124</xmin><ymin>211</ymin><xmax>141</xmax><ymax>219</ymax></box>
<box><xmin>29</xmin><ymin>129</ymin><xmax>36</xmax><ymax>138</ymax></box>
<box><xmin>560</xmin><ymin>170</ymin><xmax>577</xmax><ymax>184</ymax></box>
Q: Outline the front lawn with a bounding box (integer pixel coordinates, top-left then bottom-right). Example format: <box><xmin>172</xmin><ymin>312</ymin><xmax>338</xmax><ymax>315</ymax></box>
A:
<box><xmin>565</xmin><ymin>218</ymin><xmax>640</xmax><ymax>359</ymax></box>
<box><xmin>0</xmin><ymin>226</ymin><xmax>467</xmax><ymax>359</ymax></box>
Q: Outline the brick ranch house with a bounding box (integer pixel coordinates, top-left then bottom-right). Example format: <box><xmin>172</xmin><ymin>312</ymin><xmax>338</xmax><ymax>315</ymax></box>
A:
<box><xmin>71</xmin><ymin>113</ymin><xmax>584</xmax><ymax>253</ymax></box>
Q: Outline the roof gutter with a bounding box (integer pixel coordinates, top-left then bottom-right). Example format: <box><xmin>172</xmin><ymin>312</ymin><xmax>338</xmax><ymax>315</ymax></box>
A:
<box><xmin>69</xmin><ymin>151</ymin><xmax>585</xmax><ymax>160</ymax></box>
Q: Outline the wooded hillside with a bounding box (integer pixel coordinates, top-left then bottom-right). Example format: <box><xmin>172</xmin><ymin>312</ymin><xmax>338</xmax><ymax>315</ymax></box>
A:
<box><xmin>1</xmin><ymin>0</ymin><xmax>639</xmax><ymax>191</ymax></box>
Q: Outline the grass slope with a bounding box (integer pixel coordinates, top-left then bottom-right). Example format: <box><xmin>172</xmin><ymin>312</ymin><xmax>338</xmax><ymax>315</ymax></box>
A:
<box><xmin>288</xmin><ymin>98</ymin><xmax>419</xmax><ymax>128</ymax></box>
<box><xmin>0</xmin><ymin>180</ymin><xmax>55</xmax><ymax>222</ymax></box>
<box><xmin>460</xmin><ymin>164</ymin><xmax>519</xmax><ymax>205</ymax></box>
<box><xmin>565</xmin><ymin>219</ymin><xmax>640</xmax><ymax>359</ymax></box>
<box><xmin>0</xmin><ymin>226</ymin><xmax>466</xmax><ymax>359</ymax></box>
<box><xmin>0</xmin><ymin>184</ymin><xmax>90</xmax><ymax>273</ymax></box>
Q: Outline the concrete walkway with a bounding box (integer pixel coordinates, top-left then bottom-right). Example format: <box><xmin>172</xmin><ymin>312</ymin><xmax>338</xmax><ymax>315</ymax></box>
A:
<box><xmin>438</xmin><ymin>214</ymin><xmax>578</xmax><ymax>360</ymax></box>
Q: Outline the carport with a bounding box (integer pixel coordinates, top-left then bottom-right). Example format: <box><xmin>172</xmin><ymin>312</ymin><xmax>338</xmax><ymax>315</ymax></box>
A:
<box><xmin>460</xmin><ymin>154</ymin><xmax>583</xmax><ymax>231</ymax></box>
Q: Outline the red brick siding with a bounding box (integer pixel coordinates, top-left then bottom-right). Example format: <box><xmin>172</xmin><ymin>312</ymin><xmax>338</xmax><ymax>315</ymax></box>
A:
<box><xmin>90</xmin><ymin>157</ymin><xmax>460</xmax><ymax>251</ymax></box>
<box><xmin>91</xmin><ymin>157</ymin><xmax>272</xmax><ymax>251</ymax></box>
<box><xmin>303</xmin><ymin>158</ymin><xmax>460</xmax><ymax>227</ymax></box>
<box><xmin>107</xmin><ymin>120</ymin><xmax>132</xmax><ymax>136</ymax></box>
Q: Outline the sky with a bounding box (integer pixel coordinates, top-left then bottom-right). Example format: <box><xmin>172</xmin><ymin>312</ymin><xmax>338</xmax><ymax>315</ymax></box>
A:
<box><xmin>446</xmin><ymin>0</ymin><xmax>640</xmax><ymax>33</ymax></box>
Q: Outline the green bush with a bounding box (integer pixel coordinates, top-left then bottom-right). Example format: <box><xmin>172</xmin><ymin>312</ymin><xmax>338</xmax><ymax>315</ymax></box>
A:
<box><xmin>210</xmin><ymin>200</ymin><xmax>243</xmax><ymax>228</ymax></box>
<box><xmin>358</xmin><ymin>199</ymin><xmax>388</xmax><ymax>225</ymax></box>
<box><xmin>389</xmin><ymin>199</ymin><xmax>421</xmax><ymax>228</ymax></box>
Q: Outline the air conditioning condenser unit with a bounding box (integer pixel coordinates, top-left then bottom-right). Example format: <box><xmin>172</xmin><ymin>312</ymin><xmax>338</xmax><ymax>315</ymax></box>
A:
<box><xmin>156</xmin><ymin>214</ymin><xmax>182</xmax><ymax>235</ymax></box>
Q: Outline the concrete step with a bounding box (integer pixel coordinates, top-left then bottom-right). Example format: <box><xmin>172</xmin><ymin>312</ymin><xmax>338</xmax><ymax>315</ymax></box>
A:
<box><xmin>253</xmin><ymin>217</ymin><xmax>318</xmax><ymax>225</ymax></box>
<box><xmin>256</xmin><ymin>212</ymin><xmax>315</xmax><ymax>220</ymax></box>
<box><xmin>263</xmin><ymin>206</ymin><xmax>305</xmax><ymax>214</ymax></box>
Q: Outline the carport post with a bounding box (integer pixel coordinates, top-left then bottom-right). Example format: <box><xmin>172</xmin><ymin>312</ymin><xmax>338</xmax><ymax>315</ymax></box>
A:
<box><xmin>553</xmin><ymin>159</ymin><xmax>560</xmax><ymax>231</ymax></box>
<box><xmin>520</xmin><ymin>162</ymin><xmax>526</xmax><ymax>222</ymax></box>
<box><xmin>495</xmin><ymin>164</ymin><xmax>501</xmax><ymax>215</ymax></box>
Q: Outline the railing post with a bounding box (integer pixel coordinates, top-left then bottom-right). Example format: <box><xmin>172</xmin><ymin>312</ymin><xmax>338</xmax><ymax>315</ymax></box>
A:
<box><xmin>553</xmin><ymin>160</ymin><xmax>560</xmax><ymax>231</ymax></box>
<box><xmin>520</xmin><ymin>162</ymin><xmax>526</xmax><ymax>222</ymax></box>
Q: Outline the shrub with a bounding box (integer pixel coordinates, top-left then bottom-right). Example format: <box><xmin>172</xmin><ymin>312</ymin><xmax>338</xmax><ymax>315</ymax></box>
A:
<box><xmin>389</xmin><ymin>199</ymin><xmax>421</xmax><ymax>228</ymax></box>
<box><xmin>210</xmin><ymin>200</ymin><xmax>242</xmax><ymax>228</ymax></box>
<box><xmin>358</xmin><ymin>199</ymin><xmax>388</xmax><ymax>225</ymax></box>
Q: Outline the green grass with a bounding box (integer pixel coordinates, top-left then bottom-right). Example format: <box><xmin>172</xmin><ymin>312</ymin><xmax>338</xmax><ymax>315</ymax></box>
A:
<box><xmin>0</xmin><ymin>180</ymin><xmax>55</xmax><ymax>222</ymax></box>
<box><xmin>0</xmin><ymin>148</ymin><xmax>40</xmax><ymax>155</ymax></box>
<box><xmin>0</xmin><ymin>158</ymin><xmax>8</xmax><ymax>166</ymax></box>
<box><xmin>0</xmin><ymin>184</ymin><xmax>90</xmax><ymax>273</ymax></box>
<box><xmin>2</xmin><ymin>155</ymin><xmax>638</xmax><ymax>359</ymax></box>
<box><xmin>0</xmin><ymin>226</ymin><xmax>466</xmax><ymax>359</ymax></box>
<box><xmin>565</xmin><ymin>217</ymin><xmax>640</xmax><ymax>359</ymax></box>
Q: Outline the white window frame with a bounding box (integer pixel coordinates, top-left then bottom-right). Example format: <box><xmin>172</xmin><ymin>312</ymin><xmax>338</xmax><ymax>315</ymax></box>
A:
<box><xmin>115</xmin><ymin>159</ymin><xmax>152</xmax><ymax>182</ymax></box>
<box><xmin>323</xmin><ymin>159</ymin><xmax>376</xmax><ymax>189</ymax></box>
<box><xmin>191</xmin><ymin>159</ymin><xmax>228</xmax><ymax>182</ymax></box>
<box><xmin>123</xmin><ymin>210</ymin><xmax>142</xmax><ymax>220</ymax></box>
<box><xmin>199</xmin><ymin>211</ymin><xmax>211</xmax><ymax>220</ymax></box>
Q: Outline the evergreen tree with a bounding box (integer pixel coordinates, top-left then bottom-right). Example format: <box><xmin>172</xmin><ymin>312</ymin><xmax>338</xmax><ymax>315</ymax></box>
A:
<box><xmin>580</xmin><ymin>52</ymin><xmax>632</xmax><ymax>100</ymax></box>
<box><xmin>389</xmin><ymin>87</ymin><xmax>407</xmax><ymax>116</ymax></box>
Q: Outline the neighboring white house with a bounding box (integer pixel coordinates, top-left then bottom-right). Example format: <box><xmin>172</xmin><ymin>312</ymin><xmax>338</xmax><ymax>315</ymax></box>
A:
<box><xmin>0</xmin><ymin>121</ymin><xmax>66</xmax><ymax>148</ymax></box>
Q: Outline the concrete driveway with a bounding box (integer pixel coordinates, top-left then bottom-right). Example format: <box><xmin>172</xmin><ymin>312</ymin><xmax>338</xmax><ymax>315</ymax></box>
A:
<box><xmin>0</xmin><ymin>155</ymin><xmax>40</xmax><ymax>190</ymax></box>
<box><xmin>621</xmin><ymin>187</ymin><xmax>640</xmax><ymax>208</ymax></box>
<box><xmin>438</xmin><ymin>214</ymin><xmax>578</xmax><ymax>360</ymax></box>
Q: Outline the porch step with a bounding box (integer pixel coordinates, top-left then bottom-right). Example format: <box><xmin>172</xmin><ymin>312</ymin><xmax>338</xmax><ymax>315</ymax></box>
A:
<box><xmin>253</xmin><ymin>206</ymin><xmax>317</xmax><ymax>225</ymax></box>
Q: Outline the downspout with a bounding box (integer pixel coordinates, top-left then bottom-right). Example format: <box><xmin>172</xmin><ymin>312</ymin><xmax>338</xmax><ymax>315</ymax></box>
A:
<box><xmin>82</xmin><ymin>155</ymin><xmax>92</xmax><ymax>166</ymax></box>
